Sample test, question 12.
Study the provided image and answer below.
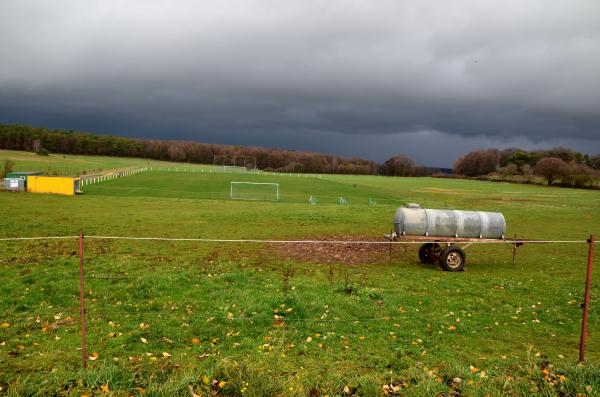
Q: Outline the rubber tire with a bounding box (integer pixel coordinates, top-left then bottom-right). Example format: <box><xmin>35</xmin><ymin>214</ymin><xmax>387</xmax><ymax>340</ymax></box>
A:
<box><xmin>439</xmin><ymin>246</ymin><xmax>467</xmax><ymax>272</ymax></box>
<box><xmin>418</xmin><ymin>243</ymin><xmax>440</xmax><ymax>264</ymax></box>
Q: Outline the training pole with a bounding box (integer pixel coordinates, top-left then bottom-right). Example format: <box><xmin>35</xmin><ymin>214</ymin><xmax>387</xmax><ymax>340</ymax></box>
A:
<box><xmin>579</xmin><ymin>234</ymin><xmax>595</xmax><ymax>363</ymax></box>
<box><xmin>79</xmin><ymin>229</ymin><xmax>87</xmax><ymax>369</ymax></box>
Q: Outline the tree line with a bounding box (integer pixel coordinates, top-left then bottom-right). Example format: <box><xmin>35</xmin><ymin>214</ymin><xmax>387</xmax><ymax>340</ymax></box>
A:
<box><xmin>453</xmin><ymin>147</ymin><xmax>600</xmax><ymax>189</ymax></box>
<box><xmin>0</xmin><ymin>124</ymin><xmax>443</xmax><ymax>176</ymax></box>
<box><xmin>0</xmin><ymin>124</ymin><xmax>382</xmax><ymax>174</ymax></box>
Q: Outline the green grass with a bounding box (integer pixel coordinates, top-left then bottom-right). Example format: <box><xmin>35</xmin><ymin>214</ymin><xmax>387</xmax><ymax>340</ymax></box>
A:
<box><xmin>1</xmin><ymin>158</ymin><xmax>600</xmax><ymax>396</ymax></box>
<box><xmin>82</xmin><ymin>171</ymin><xmax>398</xmax><ymax>206</ymax></box>
<box><xmin>0</xmin><ymin>149</ymin><xmax>213</xmax><ymax>177</ymax></box>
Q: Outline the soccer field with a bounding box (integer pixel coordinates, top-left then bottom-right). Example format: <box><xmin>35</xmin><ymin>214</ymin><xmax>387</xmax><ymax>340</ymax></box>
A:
<box><xmin>1</xmin><ymin>161</ymin><xmax>599</xmax><ymax>396</ymax></box>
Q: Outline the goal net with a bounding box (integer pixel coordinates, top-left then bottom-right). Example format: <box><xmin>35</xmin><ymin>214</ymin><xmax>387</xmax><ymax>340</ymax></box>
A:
<box><xmin>230</xmin><ymin>182</ymin><xmax>280</xmax><ymax>201</ymax></box>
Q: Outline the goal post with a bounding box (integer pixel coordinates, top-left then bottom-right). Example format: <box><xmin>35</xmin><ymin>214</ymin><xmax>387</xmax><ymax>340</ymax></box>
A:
<box><xmin>230</xmin><ymin>182</ymin><xmax>280</xmax><ymax>201</ymax></box>
<box><xmin>213</xmin><ymin>155</ymin><xmax>257</xmax><ymax>173</ymax></box>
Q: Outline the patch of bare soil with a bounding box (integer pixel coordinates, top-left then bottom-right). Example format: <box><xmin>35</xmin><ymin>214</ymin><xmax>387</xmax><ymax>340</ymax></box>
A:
<box><xmin>420</xmin><ymin>188</ymin><xmax>465</xmax><ymax>195</ymax></box>
<box><xmin>272</xmin><ymin>235</ymin><xmax>410</xmax><ymax>265</ymax></box>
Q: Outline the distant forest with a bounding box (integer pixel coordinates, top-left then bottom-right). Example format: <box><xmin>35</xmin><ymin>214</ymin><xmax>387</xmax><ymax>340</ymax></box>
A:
<box><xmin>0</xmin><ymin>124</ymin><xmax>442</xmax><ymax>176</ymax></box>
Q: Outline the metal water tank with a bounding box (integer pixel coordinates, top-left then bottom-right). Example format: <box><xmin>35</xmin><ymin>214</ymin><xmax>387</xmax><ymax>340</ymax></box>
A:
<box><xmin>393</xmin><ymin>205</ymin><xmax>506</xmax><ymax>239</ymax></box>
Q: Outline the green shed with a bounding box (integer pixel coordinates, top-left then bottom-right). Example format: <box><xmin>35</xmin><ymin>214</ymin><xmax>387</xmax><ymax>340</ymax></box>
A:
<box><xmin>5</xmin><ymin>172</ymin><xmax>43</xmax><ymax>188</ymax></box>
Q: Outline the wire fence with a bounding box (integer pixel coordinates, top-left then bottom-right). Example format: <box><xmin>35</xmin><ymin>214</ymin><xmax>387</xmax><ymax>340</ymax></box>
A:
<box><xmin>0</xmin><ymin>233</ymin><xmax>596</xmax><ymax>369</ymax></box>
<box><xmin>0</xmin><ymin>235</ymin><xmax>595</xmax><ymax>244</ymax></box>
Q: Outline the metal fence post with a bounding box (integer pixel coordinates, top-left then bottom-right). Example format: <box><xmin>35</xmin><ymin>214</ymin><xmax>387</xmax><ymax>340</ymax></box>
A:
<box><xmin>579</xmin><ymin>234</ymin><xmax>595</xmax><ymax>363</ymax></box>
<box><xmin>79</xmin><ymin>229</ymin><xmax>87</xmax><ymax>369</ymax></box>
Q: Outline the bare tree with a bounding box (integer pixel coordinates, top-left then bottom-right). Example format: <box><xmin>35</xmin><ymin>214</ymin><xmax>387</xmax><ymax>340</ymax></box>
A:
<box><xmin>453</xmin><ymin>149</ymin><xmax>499</xmax><ymax>176</ymax></box>
<box><xmin>589</xmin><ymin>154</ymin><xmax>600</xmax><ymax>170</ymax></box>
<box><xmin>534</xmin><ymin>157</ymin><xmax>566</xmax><ymax>185</ymax></box>
<box><xmin>1</xmin><ymin>159</ymin><xmax>14</xmax><ymax>178</ymax></box>
<box><xmin>383</xmin><ymin>155</ymin><xmax>416</xmax><ymax>176</ymax></box>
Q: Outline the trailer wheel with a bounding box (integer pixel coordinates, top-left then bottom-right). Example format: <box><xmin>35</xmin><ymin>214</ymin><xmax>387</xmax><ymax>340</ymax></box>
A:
<box><xmin>439</xmin><ymin>246</ymin><xmax>466</xmax><ymax>271</ymax></box>
<box><xmin>418</xmin><ymin>243</ymin><xmax>440</xmax><ymax>264</ymax></box>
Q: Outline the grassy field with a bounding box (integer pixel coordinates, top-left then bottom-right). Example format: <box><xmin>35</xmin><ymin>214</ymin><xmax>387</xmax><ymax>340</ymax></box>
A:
<box><xmin>1</xmin><ymin>155</ymin><xmax>600</xmax><ymax>396</ymax></box>
<box><xmin>0</xmin><ymin>150</ymin><xmax>213</xmax><ymax>177</ymax></box>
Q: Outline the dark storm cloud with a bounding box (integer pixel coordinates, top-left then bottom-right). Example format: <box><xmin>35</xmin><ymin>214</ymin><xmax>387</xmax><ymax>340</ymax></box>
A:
<box><xmin>1</xmin><ymin>0</ymin><xmax>599</xmax><ymax>166</ymax></box>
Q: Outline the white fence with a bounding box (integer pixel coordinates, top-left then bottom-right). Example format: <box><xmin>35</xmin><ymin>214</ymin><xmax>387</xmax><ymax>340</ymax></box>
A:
<box><xmin>81</xmin><ymin>167</ymin><xmax>148</xmax><ymax>187</ymax></box>
<box><xmin>151</xmin><ymin>166</ymin><xmax>322</xmax><ymax>179</ymax></box>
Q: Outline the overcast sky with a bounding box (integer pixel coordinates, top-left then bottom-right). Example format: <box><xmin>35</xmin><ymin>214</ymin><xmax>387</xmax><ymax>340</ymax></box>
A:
<box><xmin>1</xmin><ymin>1</ymin><xmax>599</xmax><ymax>167</ymax></box>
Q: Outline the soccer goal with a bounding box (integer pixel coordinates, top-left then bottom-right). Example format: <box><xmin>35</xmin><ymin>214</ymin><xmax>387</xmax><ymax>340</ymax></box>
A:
<box><xmin>230</xmin><ymin>182</ymin><xmax>280</xmax><ymax>201</ymax></box>
<box><xmin>213</xmin><ymin>155</ymin><xmax>257</xmax><ymax>173</ymax></box>
<box><xmin>223</xmin><ymin>166</ymin><xmax>248</xmax><ymax>173</ymax></box>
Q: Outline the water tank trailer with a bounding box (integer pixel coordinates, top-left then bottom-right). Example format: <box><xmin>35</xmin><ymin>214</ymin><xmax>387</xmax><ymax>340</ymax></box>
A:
<box><xmin>390</xmin><ymin>204</ymin><xmax>510</xmax><ymax>271</ymax></box>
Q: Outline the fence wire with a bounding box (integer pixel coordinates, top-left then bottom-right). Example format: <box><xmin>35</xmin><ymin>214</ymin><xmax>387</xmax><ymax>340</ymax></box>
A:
<box><xmin>0</xmin><ymin>235</ymin><xmax>593</xmax><ymax>244</ymax></box>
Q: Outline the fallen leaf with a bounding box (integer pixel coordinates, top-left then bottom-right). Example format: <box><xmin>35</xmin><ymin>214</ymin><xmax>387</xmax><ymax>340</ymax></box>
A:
<box><xmin>188</xmin><ymin>385</ymin><xmax>200</xmax><ymax>397</ymax></box>
<box><xmin>88</xmin><ymin>352</ymin><xmax>99</xmax><ymax>361</ymax></box>
<box><xmin>0</xmin><ymin>322</ymin><xmax>10</xmax><ymax>328</ymax></box>
<box><xmin>191</xmin><ymin>338</ymin><xmax>201</xmax><ymax>345</ymax></box>
<box><xmin>99</xmin><ymin>384</ymin><xmax>109</xmax><ymax>393</ymax></box>
<box><xmin>140</xmin><ymin>337</ymin><xmax>147</xmax><ymax>344</ymax></box>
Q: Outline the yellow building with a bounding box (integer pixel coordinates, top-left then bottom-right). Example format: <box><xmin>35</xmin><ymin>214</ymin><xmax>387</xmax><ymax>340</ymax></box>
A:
<box><xmin>27</xmin><ymin>176</ymin><xmax>81</xmax><ymax>196</ymax></box>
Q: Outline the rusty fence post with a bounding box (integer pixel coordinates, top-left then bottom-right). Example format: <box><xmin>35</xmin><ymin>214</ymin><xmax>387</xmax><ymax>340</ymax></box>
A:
<box><xmin>79</xmin><ymin>229</ymin><xmax>87</xmax><ymax>369</ymax></box>
<box><xmin>579</xmin><ymin>234</ymin><xmax>595</xmax><ymax>363</ymax></box>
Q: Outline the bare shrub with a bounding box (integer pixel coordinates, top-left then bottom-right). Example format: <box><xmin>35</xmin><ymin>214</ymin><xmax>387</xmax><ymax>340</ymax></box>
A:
<box><xmin>558</xmin><ymin>162</ymin><xmax>598</xmax><ymax>188</ymax></box>
<box><xmin>498</xmin><ymin>163</ymin><xmax>519</xmax><ymax>177</ymax></box>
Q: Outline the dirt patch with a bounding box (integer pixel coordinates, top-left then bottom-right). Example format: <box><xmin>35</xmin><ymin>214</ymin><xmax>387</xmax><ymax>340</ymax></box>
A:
<box><xmin>485</xmin><ymin>197</ymin><xmax>533</xmax><ymax>202</ymax></box>
<box><xmin>272</xmin><ymin>235</ymin><xmax>410</xmax><ymax>265</ymax></box>
<box><xmin>420</xmin><ymin>188</ymin><xmax>465</xmax><ymax>195</ymax></box>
